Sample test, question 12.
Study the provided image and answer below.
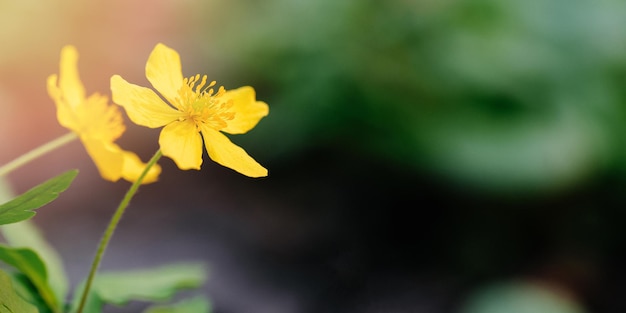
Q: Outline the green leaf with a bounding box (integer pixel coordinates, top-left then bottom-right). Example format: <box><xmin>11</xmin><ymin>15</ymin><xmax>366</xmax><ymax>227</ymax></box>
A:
<box><xmin>0</xmin><ymin>170</ymin><xmax>78</xmax><ymax>225</ymax></box>
<box><xmin>1</xmin><ymin>221</ymin><xmax>68</xmax><ymax>313</ymax></box>
<box><xmin>143</xmin><ymin>296</ymin><xmax>212</xmax><ymax>313</ymax></box>
<box><xmin>69</xmin><ymin>290</ymin><xmax>102</xmax><ymax>313</ymax></box>
<box><xmin>0</xmin><ymin>245</ymin><xmax>59</xmax><ymax>313</ymax></box>
<box><xmin>70</xmin><ymin>263</ymin><xmax>207</xmax><ymax>313</ymax></box>
<box><xmin>0</xmin><ymin>269</ymin><xmax>39</xmax><ymax>313</ymax></box>
<box><xmin>96</xmin><ymin>263</ymin><xmax>207</xmax><ymax>304</ymax></box>
<box><xmin>9</xmin><ymin>272</ymin><xmax>51</xmax><ymax>313</ymax></box>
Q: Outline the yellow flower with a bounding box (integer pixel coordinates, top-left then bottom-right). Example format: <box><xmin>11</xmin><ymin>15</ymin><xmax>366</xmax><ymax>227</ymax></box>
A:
<box><xmin>47</xmin><ymin>45</ymin><xmax>161</xmax><ymax>183</ymax></box>
<box><xmin>110</xmin><ymin>43</ymin><xmax>268</xmax><ymax>177</ymax></box>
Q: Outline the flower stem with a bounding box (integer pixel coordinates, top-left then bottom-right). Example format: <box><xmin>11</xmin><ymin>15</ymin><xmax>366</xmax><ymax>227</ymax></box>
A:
<box><xmin>76</xmin><ymin>149</ymin><xmax>163</xmax><ymax>313</ymax></box>
<box><xmin>0</xmin><ymin>132</ymin><xmax>78</xmax><ymax>177</ymax></box>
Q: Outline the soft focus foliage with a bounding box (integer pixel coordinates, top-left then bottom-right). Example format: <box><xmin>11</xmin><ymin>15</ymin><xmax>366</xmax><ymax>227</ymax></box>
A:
<box><xmin>143</xmin><ymin>296</ymin><xmax>212</xmax><ymax>313</ymax></box>
<box><xmin>2</xmin><ymin>220</ymin><xmax>69</xmax><ymax>313</ymax></box>
<box><xmin>71</xmin><ymin>263</ymin><xmax>207</xmax><ymax>313</ymax></box>
<box><xmin>459</xmin><ymin>281</ymin><xmax>586</xmax><ymax>313</ymax></box>
<box><xmin>197</xmin><ymin>0</ymin><xmax>626</xmax><ymax>193</ymax></box>
<box><xmin>0</xmin><ymin>245</ymin><xmax>60</xmax><ymax>311</ymax></box>
<box><xmin>0</xmin><ymin>270</ymin><xmax>38</xmax><ymax>313</ymax></box>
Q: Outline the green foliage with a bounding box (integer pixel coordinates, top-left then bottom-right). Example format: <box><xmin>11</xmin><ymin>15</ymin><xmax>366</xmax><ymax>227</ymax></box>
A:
<box><xmin>0</xmin><ymin>245</ymin><xmax>59</xmax><ymax>312</ymax></box>
<box><xmin>0</xmin><ymin>170</ymin><xmax>77</xmax><ymax>225</ymax></box>
<box><xmin>203</xmin><ymin>0</ymin><xmax>626</xmax><ymax>193</ymax></box>
<box><xmin>0</xmin><ymin>164</ymin><xmax>211</xmax><ymax>313</ymax></box>
<box><xmin>143</xmin><ymin>296</ymin><xmax>212</xmax><ymax>313</ymax></box>
<box><xmin>9</xmin><ymin>272</ymin><xmax>51</xmax><ymax>313</ymax></box>
<box><xmin>459</xmin><ymin>281</ymin><xmax>586</xmax><ymax>313</ymax></box>
<box><xmin>0</xmin><ymin>269</ymin><xmax>39</xmax><ymax>313</ymax></box>
<box><xmin>70</xmin><ymin>263</ymin><xmax>208</xmax><ymax>313</ymax></box>
<box><xmin>1</xmin><ymin>221</ymin><xmax>69</xmax><ymax>313</ymax></box>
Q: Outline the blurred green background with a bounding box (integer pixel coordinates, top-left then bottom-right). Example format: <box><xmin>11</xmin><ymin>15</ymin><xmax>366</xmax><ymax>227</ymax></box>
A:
<box><xmin>211</xmin><ymin>0</ymin><xmax>626</xmax><ymax>194</ymax></box>
<box><xmin>3</xmin><ymin>0</ymin><xmax>626</xmax><ymax>312</ymax></box>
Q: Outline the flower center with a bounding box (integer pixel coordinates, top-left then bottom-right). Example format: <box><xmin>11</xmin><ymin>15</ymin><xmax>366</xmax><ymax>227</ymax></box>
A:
<box><xmin>175</xmin><ymin>74</ymin><xmax>235</xmax><ymax>132</ymax></box>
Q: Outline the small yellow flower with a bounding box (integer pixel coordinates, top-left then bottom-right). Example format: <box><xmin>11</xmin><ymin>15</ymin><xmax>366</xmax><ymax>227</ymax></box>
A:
<box><xmin>47</xmin><ymin>45</ymin><xmax>161</xmax><ymax>183</ymax></box>
<box><xmin>110</xmin><ymin>43</ymin><xmax>268</xmax><ymax>177</ymax></box>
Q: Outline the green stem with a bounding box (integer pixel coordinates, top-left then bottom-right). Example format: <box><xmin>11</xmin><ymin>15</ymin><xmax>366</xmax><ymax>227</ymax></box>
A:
<box><xmin>0</xmin><ymin>132</ymin><xmax>78</xmax><ymax>177</ymax></box>
<box><xmin>76</xmin><ymin>149</ymin><xmax>163</xmax><ymax>313</ymax></box>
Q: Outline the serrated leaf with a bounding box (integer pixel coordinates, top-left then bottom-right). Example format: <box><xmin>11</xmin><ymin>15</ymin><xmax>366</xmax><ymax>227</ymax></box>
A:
<box><xmin>1</xmin><ymin>221</ymin><xmax>68</xmax><ymax>313</ymax></box>
<box><xmin>143</xmin><ymin>296</ymin><xmax>212</xmax><ymax>313</ymax></box>
<box><xmin>0</xmin><ymin>269</ymin><xmax>39</xmax><ymax>313</ymax></box>
<box><xmin>0</xmin><ymin>245</ymin><xmax>59</xmax><ymax>313</ymax></box>
<box><xmin>70</xmin><ymin>263</ymin><xmax>207</xmax><ymax>313</ymax></box>
<box><xmin>0</xmin><ymin>170</ymin><xmax>78</xmax><ymax>225</ymax></box>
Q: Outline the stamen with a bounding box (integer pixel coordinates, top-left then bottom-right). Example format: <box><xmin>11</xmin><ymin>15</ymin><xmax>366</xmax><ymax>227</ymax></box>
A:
<box><xmin>177</xmin><ymin>75</ymin><xmax>236</xmax><ymax>131</ymax></box>
<box><xmin>194</xmin><ymin>75</ymin><xmax>207</xmax><ymax>93</ymax></box>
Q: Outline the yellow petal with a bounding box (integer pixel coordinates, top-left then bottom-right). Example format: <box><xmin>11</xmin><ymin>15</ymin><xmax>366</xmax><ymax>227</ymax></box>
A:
<box><xmin>159</xmin><ymin>120</ymin><xmax>204</xmax><ymax>170</ymax></box>
<box><xmin>145</xmin><ymin>43</ymin><xmax>184</xmax><ymax>103</ymax></box>
<box><xmin>47</xmin><ymin>74</ymin><xmax>79</xmax><ymax>131</ymax></box>
<box><xmin>121</xmin><ymin>152</ymin><xmax>162</xmax><ymax>184</ymax></box>
<box><xmin>220</xmin><ymin>86</ymin><xmax>269</xmax><ymax>135</ymax></box>
<box><xmin>81</xmin><ymin>137</ymin><xmax>124</xmax><ymax>182</ymax></box>
<box><xmin>201</xmin><ymin>127</ymin><xmax>268</xmax><ymax>177</ymax></box>
<box><xmin>111</xmin><ymin>75</ymin><xmax>182</xmax><ymax>128</ymax></box>
<box><xmin>58</xmin><ymin>45</ymin><xmax>85</xmax><ymax>109</ymax></box>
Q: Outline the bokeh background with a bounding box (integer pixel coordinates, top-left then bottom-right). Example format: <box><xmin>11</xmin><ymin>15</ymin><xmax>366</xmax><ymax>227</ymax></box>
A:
<box><xmin>2</xmin><ymin>0</ymin><xmax>626</xmax><ymax>312</ymax></box>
